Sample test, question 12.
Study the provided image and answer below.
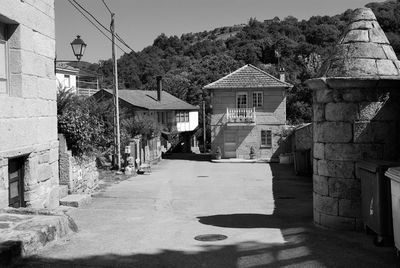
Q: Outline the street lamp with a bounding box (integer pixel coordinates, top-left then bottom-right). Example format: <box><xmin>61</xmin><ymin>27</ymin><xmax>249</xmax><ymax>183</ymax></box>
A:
<box><xmin>70</xmin><ymin>35</ymin><xmax>87</xmax><ymax>61</ymax></box>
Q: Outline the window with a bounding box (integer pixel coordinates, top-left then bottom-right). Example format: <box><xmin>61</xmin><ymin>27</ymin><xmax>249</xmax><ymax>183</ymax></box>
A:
<box><xmin>236</xmin><ymin>92</ymin><xmax>247</xmax><ymax>108</ymax></box>
<box><xmin>253</xmin><ymin>92</ymin><xmax>263</xmax><ymax>108</ymax></box>
<box><xmin>162</xmin><ymin>112</ymin><xmax>166</xmax><ymax>124</ymax></box>
<box><xmin>176</xmin><ymin>111</ymin><xmax>189</xmax><ymax>122</ymax></box>
<box><xmin>261</xmin><ymin>130</ymin><xmax>272</xmax><ymax>148</ymax></box>
<box><xmin>0</xmin><ymin>23</ymin><xmax>8</xmax><ymax>94</ymax></box>
<box><xmin>157</xmin><ymin>112</ymin><xmax>161</xmax><ymax>123</ymax></box>
<box><xmin>64</xmin><ymin>75</ymin><xmax>70</xmax><ymax>88</ymax></box>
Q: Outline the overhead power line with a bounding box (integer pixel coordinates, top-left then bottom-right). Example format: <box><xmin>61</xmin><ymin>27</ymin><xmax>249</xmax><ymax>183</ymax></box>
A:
<box><xmin>101</xmin><ymin>0</ymin><xmax>135</xmax><ymax>52</ymax></box>
<box><xmin>70</xmin><ymin>0</ymin><xmax>135</xmax><ymax>53</ymax></box>
<box><xmin>102</xmin><ymin>0</ymin><xmax>112</xmax><ymax>15</ymax></box>
<box><xmin>67</xmin><ymin>0</ymin><xmax>128</xmax><ymax>54</ymax></box>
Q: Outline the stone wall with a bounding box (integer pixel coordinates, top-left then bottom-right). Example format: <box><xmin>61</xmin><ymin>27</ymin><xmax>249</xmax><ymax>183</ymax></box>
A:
<box><xmin>59</xmin><ymin>135</ymin><xmax>99</xmax><ymax>194</ymax></box>
<box><xmin>293</xmin><ymin>124</ymin><xmax>313</xmax><ymax>151</ymax></box>
<box><xmin>0</xmin><ymin>1</ymin><xmax>58</xmax><ymax>209</ymax></box>
<box><xmin>311</xmin><ymin>84</ymin><xmax>400</xmax><ymax>230</ymax></box>
<box><xmin>306</xmin><ymin>7</ymin><xmax>400</xmax><ymax>231</ymax></box>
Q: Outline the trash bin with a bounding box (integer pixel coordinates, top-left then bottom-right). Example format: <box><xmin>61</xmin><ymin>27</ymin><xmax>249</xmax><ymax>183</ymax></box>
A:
<box><xmin>385</xmin><ymin>167</ymin><xmax>400</xmax><ymax>254</ymax></box>
<box><xmin>294</xmin><ymin>149</ymin><xmax>311</xmax><ymax>175</ymax></box>
<box><xmin>357</xmin><ymin>160</ymin><xmax>400</xmax><ymax>245</ymax></box>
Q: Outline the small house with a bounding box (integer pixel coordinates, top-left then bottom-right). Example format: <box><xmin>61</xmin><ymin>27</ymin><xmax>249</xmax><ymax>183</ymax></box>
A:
<box><xmin>204</xmin><ymin>64</ymin><xmax>293</xmax><ymax>160</ymax></box>
<box><xmin>94</xmin><ymin>78</ymin><xmax>199</xmax><ymax>152</ymax></box>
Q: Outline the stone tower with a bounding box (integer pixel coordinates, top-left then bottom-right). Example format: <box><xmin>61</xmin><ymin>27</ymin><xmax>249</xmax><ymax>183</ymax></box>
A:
<box><xmin>306</xmin><ymin>8</ymin><xmax>400</xmax><ymax>230</ymax></box>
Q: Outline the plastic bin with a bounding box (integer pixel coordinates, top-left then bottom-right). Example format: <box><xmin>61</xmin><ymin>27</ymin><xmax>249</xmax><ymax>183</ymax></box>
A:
<box><xmin>385</xmin><ymin>167</ymin><xmax>400</xmax><ymax>254</ymax></box>
<box><xmin>294</xmin><ymin>149</ymin><xmax>311</xmax><ymax>175</ymax></box>
<box><xmin>357</xmin><ymin>160</ymin><xmax>400</xmax><ymax>245</ymax></box>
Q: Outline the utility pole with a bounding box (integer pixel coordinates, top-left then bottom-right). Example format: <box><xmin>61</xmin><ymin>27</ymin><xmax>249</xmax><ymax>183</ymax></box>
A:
<box><xmin>203</xmin><ymin>100</ymin><xmax>206</xmax><ymax>153</ymax></box>
<box><xmin>111</xmin><ymin>13</ymin><xmax>121</xmax><ymax>170</ymax></box>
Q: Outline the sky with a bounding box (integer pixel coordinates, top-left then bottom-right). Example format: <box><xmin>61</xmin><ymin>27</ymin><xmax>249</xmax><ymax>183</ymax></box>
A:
<box><xmin>55</xmin><ymin>0</ymin><xmax>384</xmax><ymax>63</ymax></box>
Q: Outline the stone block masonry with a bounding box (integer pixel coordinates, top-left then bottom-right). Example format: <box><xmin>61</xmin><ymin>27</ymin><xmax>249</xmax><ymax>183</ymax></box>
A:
<box><xmin>310</xmin><ymin>85</ymin><xmax>400</xmax><ymax>230</ymax></box>
<box><xmin>59</xmin><ymin>135</ymin><xmax>99</xmax><ymax>195</ymax></box>
<box><xmin>0</xmin><ymin>1</ymin><xmax>57</xmax><ymax>209</ymax></box>
<box><xmin>306</xmin><ymin>7</ymin><xmax>400</xmax><ymax>230</ymax></box>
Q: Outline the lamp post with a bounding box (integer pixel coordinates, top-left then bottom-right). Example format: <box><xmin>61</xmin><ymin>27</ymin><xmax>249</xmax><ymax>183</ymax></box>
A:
<box><xmin>70</xmin><ymin>35</ymin><xmax>87</xmax><ymax>61</ymax></box>
<box><xmin>54</xmin><ymin>35</ymin><xmax>87</xmax><ymax>76</ymax></box>
<box><xmin>69</xmin><ymin>35</ymin><xmax>87</xmax><ymax>92</ymax></box>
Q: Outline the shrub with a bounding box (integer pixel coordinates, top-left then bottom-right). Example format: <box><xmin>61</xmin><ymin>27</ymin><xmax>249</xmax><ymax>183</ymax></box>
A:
<box><xmin>57</xmin><ymin>87</ymin><xmax>109</xmax><ymax>156</ymax></box>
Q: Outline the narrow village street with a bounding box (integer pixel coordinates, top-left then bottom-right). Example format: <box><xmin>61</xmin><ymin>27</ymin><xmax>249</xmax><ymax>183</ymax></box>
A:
<box><xmin>17</xmin><ymin>159</ymin><xmax>396</xmax><ymax>268</ymax></box>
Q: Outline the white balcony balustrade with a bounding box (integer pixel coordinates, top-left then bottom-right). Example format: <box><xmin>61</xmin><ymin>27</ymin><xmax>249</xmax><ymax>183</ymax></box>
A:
<box><xmin>226</xmin><ymin>107</ymin><xmax>256</xmax><ymax>124</ymax></box>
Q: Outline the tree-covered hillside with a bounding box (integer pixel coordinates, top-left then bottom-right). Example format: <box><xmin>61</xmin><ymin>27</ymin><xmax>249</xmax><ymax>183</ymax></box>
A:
<box><xmin>88</xmin><ymin>1</ymin><xmax>400</xmax><ymax>124</ymax></box>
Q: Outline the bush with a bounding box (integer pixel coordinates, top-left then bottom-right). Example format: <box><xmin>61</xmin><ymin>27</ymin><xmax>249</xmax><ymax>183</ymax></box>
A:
<box><xmin>57</xmin><ymin>87</ymin><xmax>163</xmax><ymax>157</ymax></box>
<box><xmin>57</xmin><ymin>88</ymin><xmax>109</xmax><ymax>156</ymax></box>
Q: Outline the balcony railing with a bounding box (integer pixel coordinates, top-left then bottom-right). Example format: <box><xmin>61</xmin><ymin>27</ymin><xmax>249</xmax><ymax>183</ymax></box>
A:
<box><xmin>226</xmin><ymin>107</ymin><xmax>256</xmax><ymax>124</ymax></box>
<box><xmin>76</xmin><ymin>88</ymin><xmax>100</xmax><ymax>97</ymax></box>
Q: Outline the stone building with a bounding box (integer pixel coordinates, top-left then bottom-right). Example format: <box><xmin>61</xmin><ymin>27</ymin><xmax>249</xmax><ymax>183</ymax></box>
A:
<box><xmin>205</xmin><ymin>64</ymin><xmax>293</xmax><ymax>160</ymax></box>
<box><xmin>0</xmin><ymin>1</ymin><xmax>58</xmax><ymax>209</ymax></box>
<box><xmin>306</xmin><ymin>8</ymin><xmax>400</xmax><ymax>230</ymax></box>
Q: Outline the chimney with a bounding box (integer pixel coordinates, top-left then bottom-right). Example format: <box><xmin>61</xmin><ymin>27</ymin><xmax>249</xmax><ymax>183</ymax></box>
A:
<box><xmin>279</xmin><ymin>67</ymin><xmax>285</xmax><ymax>82</ymax></box>
<box><xmin>156</xmin><ymin>76</ymin><xmax>162</xmax><ymax>101</ymax></box>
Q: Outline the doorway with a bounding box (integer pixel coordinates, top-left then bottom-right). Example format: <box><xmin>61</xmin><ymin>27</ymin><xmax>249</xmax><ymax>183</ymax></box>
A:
<box><xmin>8</xmin><ymin>157</ymin><xmax>25</xmax><ymax>208</ymax></box>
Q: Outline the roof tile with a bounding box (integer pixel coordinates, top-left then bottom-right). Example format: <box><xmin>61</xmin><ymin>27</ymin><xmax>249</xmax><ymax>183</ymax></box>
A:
<box><xmin>203</xmin><ymin>64</ymin><xmax>293</xmax><ymax>89</ymax></box>
<box><xmin>101</xmin><ymin>89</ymin><xmax>198</xmax><ymax>111</ymax></box>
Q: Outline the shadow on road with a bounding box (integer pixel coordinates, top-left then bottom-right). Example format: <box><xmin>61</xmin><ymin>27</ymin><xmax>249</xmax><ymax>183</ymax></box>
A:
<box><xmin>13</xmin><ymin>164</ymin><xmax>398</xmax><ymax>268</ymax></box>
<box><xmin>162</xmin><ymin>153</ymin><xmax>212</xmax><ymax>162</ymax></box>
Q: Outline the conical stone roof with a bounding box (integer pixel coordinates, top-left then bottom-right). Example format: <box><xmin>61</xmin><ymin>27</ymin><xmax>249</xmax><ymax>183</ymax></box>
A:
<box><xmin>319</xmin><ymin>7</ymin><xmax>400</xmax><ymax>78</ymax></box>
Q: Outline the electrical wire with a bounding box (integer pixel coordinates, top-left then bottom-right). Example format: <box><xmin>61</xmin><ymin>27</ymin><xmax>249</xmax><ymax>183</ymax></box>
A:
<box><xmin>71</xmin><ymin>0</ymin><xmax>134</xmax><ymax>53</ymax></box>
<box><xmin>116</xmin><ymin>33</ymin><xmax>135</xmax><ymax>53</ymax></box>
<box><xmin>67</xmin><ymin>0</ymin><xmax>128</xmax><ymax>54</ymax></box>
<box><xmin>102</xmin><ymin>0</ymin><xmax>113</xmax><ymax>15</ymax></box>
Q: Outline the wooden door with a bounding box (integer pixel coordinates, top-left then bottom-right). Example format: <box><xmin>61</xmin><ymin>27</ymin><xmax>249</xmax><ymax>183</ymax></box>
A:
<box><xmin>224</xmin><ymin>131</ymin><xmax>237</xmax><ymax>158</ymax></box>
<box><xmin>8</xmin><ymin>158</ymin><xmax>25</xmax><ymax>208</ymax></box>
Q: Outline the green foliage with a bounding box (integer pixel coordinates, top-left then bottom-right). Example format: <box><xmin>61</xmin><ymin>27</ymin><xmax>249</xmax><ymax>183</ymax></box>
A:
<box><xmin>57</xmin><ymin>88</ymin><xmax>107</xmax><ymax>156</ymax></box>
<box><xmin>92</xmin><ymin>1</ymin><xmax>400</xmax><ymax>124</ymax></box>
<box><xmin>58</xmin><ymin>87</ymin><xmax>161</xmax><ymax>157</ymax></box>
<box><xmin>121</xmin><ymin>118</ymin><xmax>161</xmax><ymax>142</ymax></box>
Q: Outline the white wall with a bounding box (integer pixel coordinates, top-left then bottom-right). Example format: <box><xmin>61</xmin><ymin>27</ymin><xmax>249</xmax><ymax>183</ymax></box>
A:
<box><xmin>176</xmin><ymin>111</ymin><xmax>198</xmax><ymax>132</ymax></box>
<box><xmin>189</xmin><ymin>111</ymin><xmax>199</xmax><ymax>131</ymax></box>
<box><xmin>56</xmin><ymin>73</ymin><xmax>77</xmax><ymax>92</ymax></box>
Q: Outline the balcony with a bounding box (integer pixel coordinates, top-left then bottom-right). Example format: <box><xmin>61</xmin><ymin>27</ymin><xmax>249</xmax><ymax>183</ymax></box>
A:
<box><xmin>226</xmin><ymin>107</ymin><xmax>256</xmax><ymax>126</ymax></box>
<box><xmin>76</xmin><ymin>88</ymin><xmax>100</xmax><ymax>97</ymax></box>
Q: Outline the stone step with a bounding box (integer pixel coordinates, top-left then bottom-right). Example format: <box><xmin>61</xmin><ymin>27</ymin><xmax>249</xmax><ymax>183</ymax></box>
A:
<box><xmin>59</xmin><ymin>185</ymin><xmax>68</xmax><ymax>199</ymax></box>
<box><xmin>60</xmin><ymin>194</ymin><xmax>91</xmax><ymax>208</ymax></box>
<box><xmin>0</xmin><ymin>208</ymin><xmax>78</xmax><ymax>266</ymax></box>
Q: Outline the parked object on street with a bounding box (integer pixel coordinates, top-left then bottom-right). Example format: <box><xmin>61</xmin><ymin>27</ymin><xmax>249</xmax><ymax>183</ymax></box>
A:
<box><xmin>357</xmin><ymin>160</ymin><xmax>400</xmax><ymax>246</ymax></box>
<box><xmin>279</xmin><ymin>153</ymin><xmax>293</xmax><ymax>164</ymax></box>
<box><xmin>215</xmin><ymin>146</ymin><xmax>222</xmax><ymax>160</ymax></box>
<box><xmin>138</xmin><ymin>163</ymin><xmax>151</xmax><ymax>174</ymax></box>
<box><xmin>385</xmin><ymin>167</ymin><xmax>400</xmax><ymax>255</ymax></box>
<box><xmin>249</xmin><ymin>146</ymin><xmax>256</xmax><ymax>159</ymax></box>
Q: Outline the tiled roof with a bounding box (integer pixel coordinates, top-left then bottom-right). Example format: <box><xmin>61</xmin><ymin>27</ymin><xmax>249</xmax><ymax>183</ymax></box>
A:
<box><xmin>319</xmin><ymin>8</ymin><xmax>400</xmax><ymax>78</ymax></box>
<box><xmin>203</xmin><ymin>64</ymin><xmax>293</xmax><ymax>89</ymax></box>
<box><xmin>100</xmin><ymin>89</ymin><xmax>198</xmax><ymax>111</ymax></box>
<box><xmin>55</xmin><ymin>62</ymin><xmax>79</xmax><ymax>73</ymax></box>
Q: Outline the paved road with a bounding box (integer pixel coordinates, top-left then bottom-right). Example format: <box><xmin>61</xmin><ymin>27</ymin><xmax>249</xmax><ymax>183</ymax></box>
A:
<box><xmin>18</xmin><ymin>159</ymin><xmax>397</xmax><ymax>267</ymax></box>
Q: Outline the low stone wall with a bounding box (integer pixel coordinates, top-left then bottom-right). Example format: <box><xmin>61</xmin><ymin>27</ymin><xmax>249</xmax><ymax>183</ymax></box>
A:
<box><xmin>59</xmin><ymin>135</ymin><xmax>98</xmax><ymax>194</ymax></box>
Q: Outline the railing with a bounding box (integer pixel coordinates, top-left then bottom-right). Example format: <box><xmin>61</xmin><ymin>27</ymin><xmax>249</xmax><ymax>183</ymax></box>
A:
<box><xmin>76</xmin><ymin>88</ymin><xmax>100</xmax><ymax>97</ymax></box>
<box><xmin>226</xmin><ymin>107</ymin><xmax>256</xmax><ymax>123</ymax></box>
